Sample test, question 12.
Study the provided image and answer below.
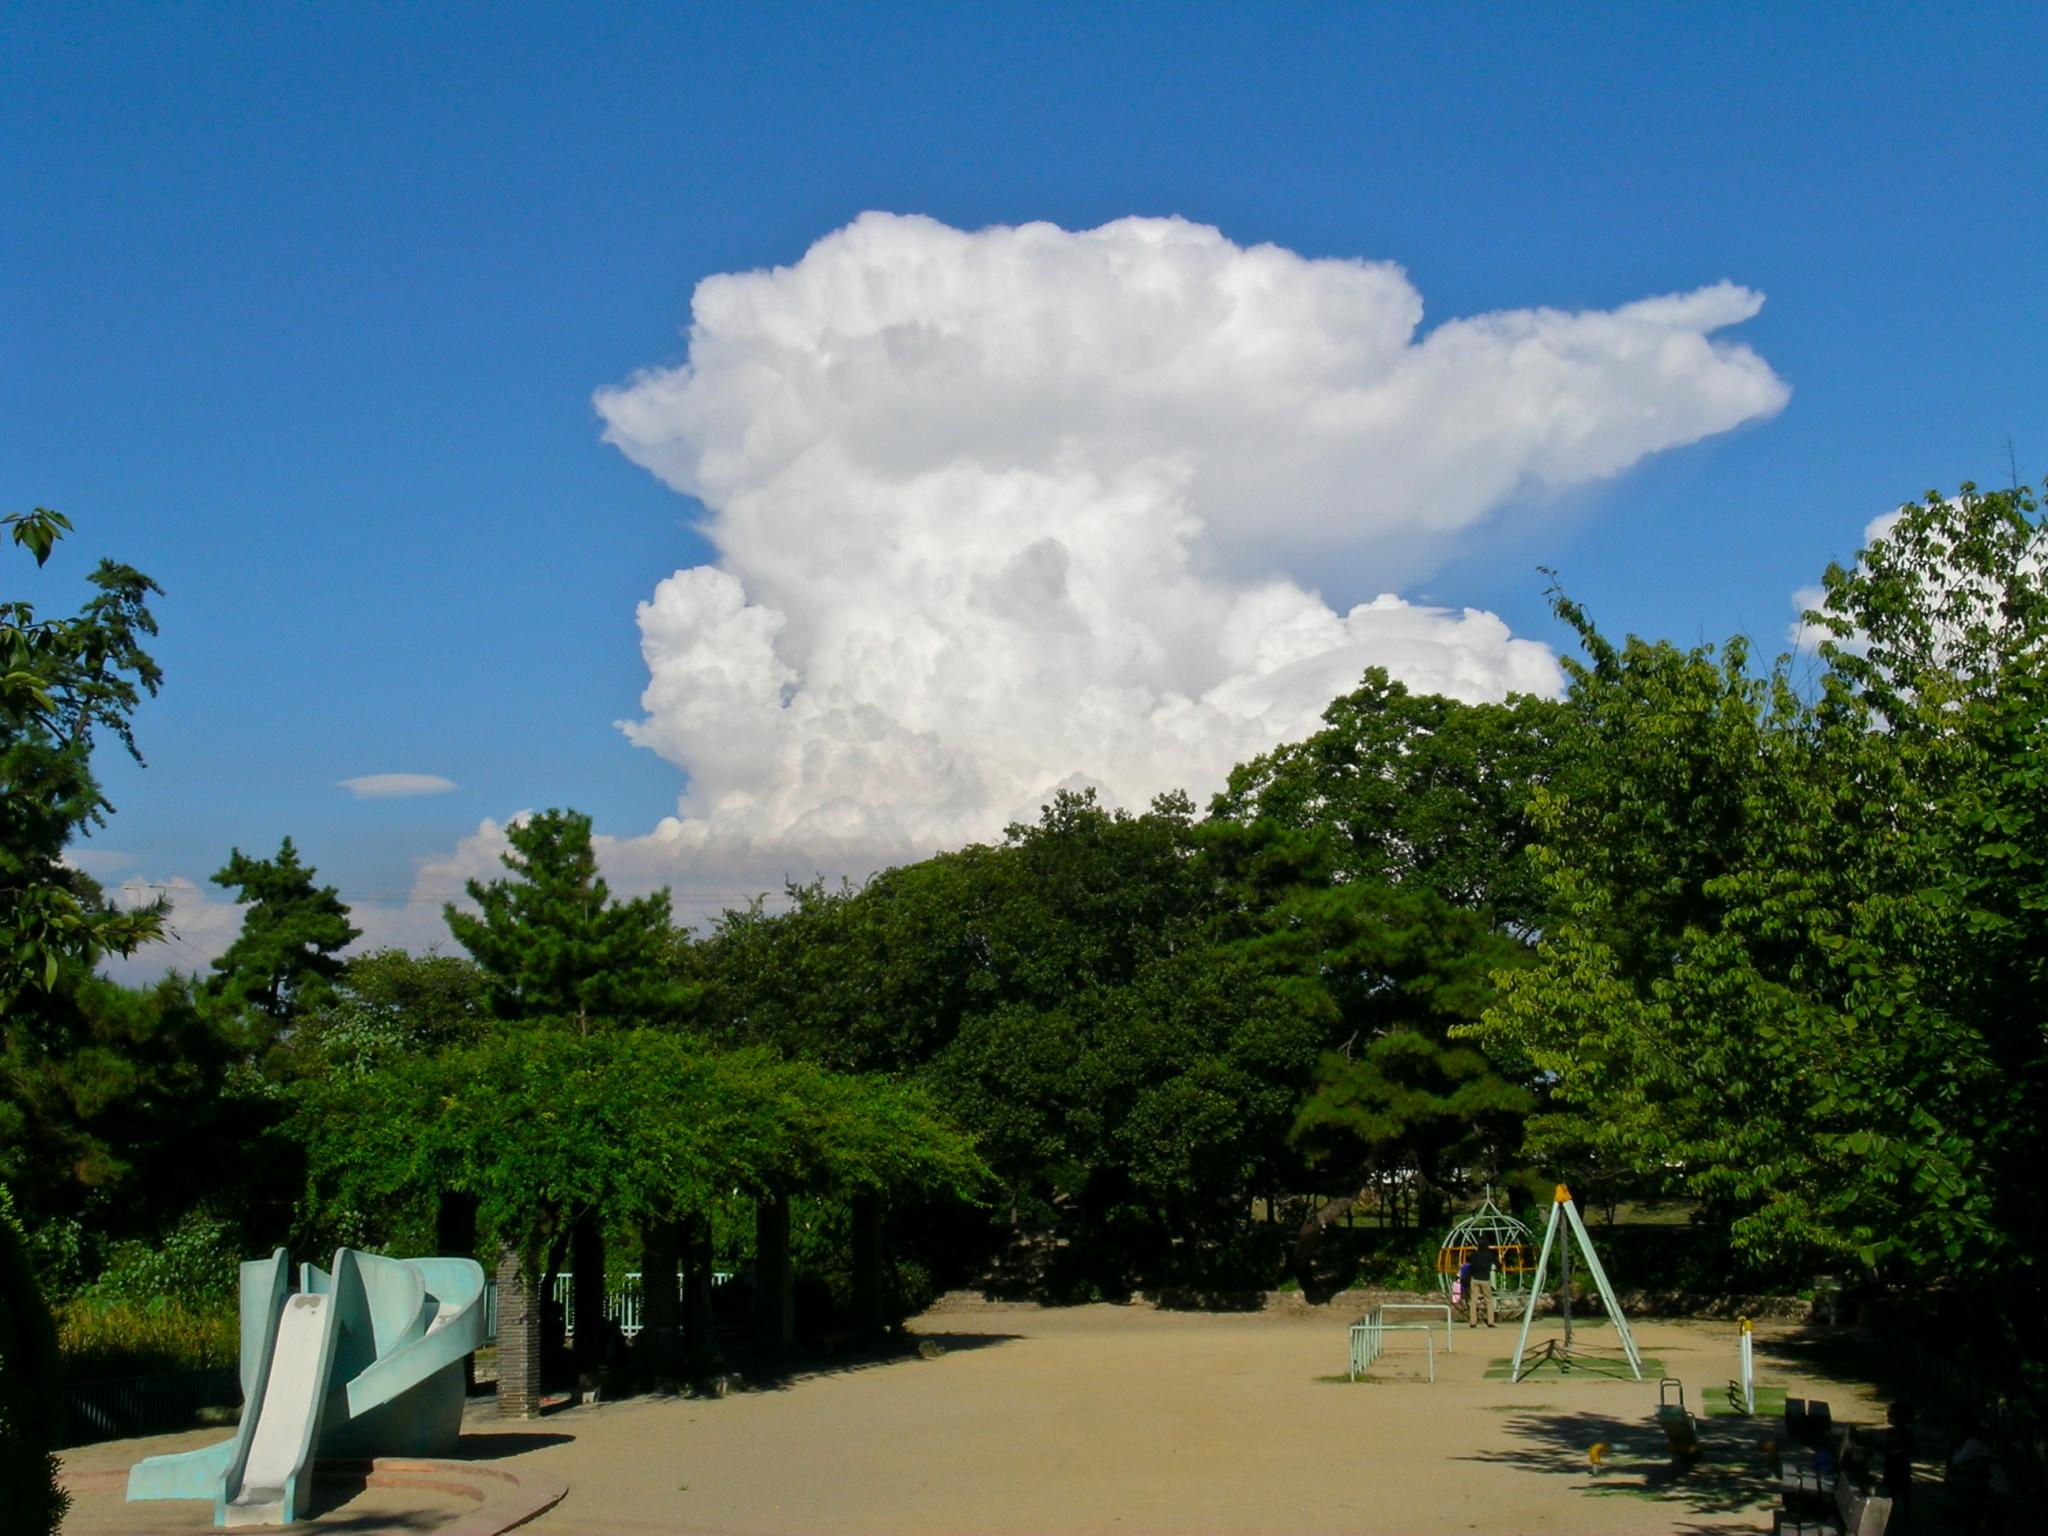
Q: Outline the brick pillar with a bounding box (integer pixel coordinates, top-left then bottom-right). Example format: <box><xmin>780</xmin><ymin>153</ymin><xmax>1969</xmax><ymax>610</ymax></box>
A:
<box><xmin>495</xmin><ymin>1242</ymin><xmax>543</xmax><ymax>1420</ymax></box>
<box><xmin>851</xmin><ymin>1194</ymin><xmax>884</xmax><ymax>1337</ymax></box>
<box><xmin>753</xmin><ymin>1194</ymin><xmax>793</xmax><ymax>1363</ymax></box>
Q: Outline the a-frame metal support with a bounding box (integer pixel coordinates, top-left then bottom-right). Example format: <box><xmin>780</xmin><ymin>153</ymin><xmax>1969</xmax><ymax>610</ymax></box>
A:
<box><xmin>1509</xmin><ymin>1184</ymin><xmax>1643</xmax><ymax>1381</ymax></box>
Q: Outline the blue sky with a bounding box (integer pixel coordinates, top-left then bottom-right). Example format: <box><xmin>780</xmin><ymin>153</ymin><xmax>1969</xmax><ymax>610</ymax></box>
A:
<box><xmin>6</xmin><ymin>2</ymin><xmax>2045</xmax><ymax>968</ymax></box>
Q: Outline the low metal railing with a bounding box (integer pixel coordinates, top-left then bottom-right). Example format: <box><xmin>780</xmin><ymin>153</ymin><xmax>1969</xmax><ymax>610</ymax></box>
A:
<box><xmin>56</xmin><ymin>1365</ymin><xmax>241</xmax><ymax>1448</ymax></box>
<box><xmin>1348</xmin><ymin>1313</ymin><xmax>1437</xmax><ymax>1383</ymax></box>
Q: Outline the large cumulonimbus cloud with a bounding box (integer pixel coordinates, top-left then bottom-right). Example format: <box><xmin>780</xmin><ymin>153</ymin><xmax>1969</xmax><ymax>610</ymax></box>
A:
<box><xmin>593</xmin><ymin>213</ymin><xmax>1787</xmax><ymax>888</ymax></box>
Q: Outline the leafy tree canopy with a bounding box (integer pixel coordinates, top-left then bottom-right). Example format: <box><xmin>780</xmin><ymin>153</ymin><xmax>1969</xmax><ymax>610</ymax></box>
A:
<box><xmin>1</xmin><ymin>509</ymin><xmax>164</xmax><ymax>1007</ymax></box>
<box><xmin>297</xmin><ymin>1029</ymin><xmax>986</xmax><ymax>1274</ymax></box>
<box><xmin>1468</xmin><ymin>483</ymin><xmax>2048</xmax><ymax>1377</ymax></box>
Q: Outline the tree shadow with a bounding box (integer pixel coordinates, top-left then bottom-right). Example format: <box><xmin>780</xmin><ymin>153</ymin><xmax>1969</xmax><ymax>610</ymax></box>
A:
<box><xmin>302</xmin><ymin>1470</ymin><xmax>455</xmax><ymax>1528</ymax></box>
<box><xmin>707</xmin><ymin>1328</ymin><xmax>1024</xmax><ymax>1394</ymax></box>
<box><xmin>449</xmin><ymin>1430</ymin><xmax>577</xmax><ymax>1459</ymax></box>
<box><xmin>1458</xmin><ymin>1402</ymin><xmax>1785</xmax><ymax>1528</ymax></box>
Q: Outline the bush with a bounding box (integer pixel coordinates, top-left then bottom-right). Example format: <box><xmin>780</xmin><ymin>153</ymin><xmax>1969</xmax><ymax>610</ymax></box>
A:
<box><xmin>54</xmin><ymin>1297</ymin><xmax>238</xmax><ymax>1383</ymax></box>
<box><xmin>85</xmin><ymin>1208</ymin><xmax>240</xmax><ymax>1310</ymax></box>
<box><xmin>1</xmin><ymin>1183</ymin><xmax>68</xmax><ymax>1536</ymax></box>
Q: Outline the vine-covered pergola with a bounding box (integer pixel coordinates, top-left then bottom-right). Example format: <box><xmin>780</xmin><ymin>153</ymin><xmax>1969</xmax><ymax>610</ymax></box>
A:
<box><xmin>300</xmin><ymin>1028</ymin><xmax>987</xmax><ymax>1415</ymax></box>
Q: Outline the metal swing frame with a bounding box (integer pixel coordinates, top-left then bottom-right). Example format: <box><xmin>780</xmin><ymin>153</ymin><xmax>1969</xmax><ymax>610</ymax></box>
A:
<box><xmin>1508</xmin><ymin>1184</ymin><xmax>1643</xmax><ymax>1382</ymax></box>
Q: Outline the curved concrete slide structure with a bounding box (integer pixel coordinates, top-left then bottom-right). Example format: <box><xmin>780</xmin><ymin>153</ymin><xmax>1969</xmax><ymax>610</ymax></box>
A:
<box><xmin>126</xmin><ymin>1248</ymin><xmax>486</xmax><ymax>1528</ymax></box>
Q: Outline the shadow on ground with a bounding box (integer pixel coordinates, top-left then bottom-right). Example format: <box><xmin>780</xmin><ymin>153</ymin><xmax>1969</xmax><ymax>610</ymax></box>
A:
<box><xmin>1459</xmin><ymin>1403</ymin><xmax>1782</xmax><ymax>1531</ymax></box>
<box><xmin>643</xmin><ymin>1328</ymin><xmax>1025</xmax><ymax>1398</ymax></box>
<box><xmin>302</xmin><ymin>1471</ymin><xmax>451</xmax><ymax>1529</ymax></box>
<box><xmin>452</xmin><ymin>1430</ymin><xmax>576</xmax><ymax>1459</ymax></box>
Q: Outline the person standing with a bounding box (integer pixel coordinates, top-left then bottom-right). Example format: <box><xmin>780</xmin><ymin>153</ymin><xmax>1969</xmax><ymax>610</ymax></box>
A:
<box><xmin>1468</xmin><ymin>1238</ymin><xmax>1498</xmax><ymax>1327</ymax></box>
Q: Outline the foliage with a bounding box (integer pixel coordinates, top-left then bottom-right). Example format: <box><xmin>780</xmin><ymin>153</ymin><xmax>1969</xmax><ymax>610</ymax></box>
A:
<box><xmin>1</xmin><ymin>508</ymin><xmax>164</xmax><ymax>1010</ymax></box>
<box><xmin>296</xmin><ymin>1028</ymin><xmax>988</xmax><ymax>1278</ymax></box>
<box><xmin>0</xmin><ymin>973</ymin><xmax>246</xmax><ymax>1235</ymax></box>
<box><xmin>1469</xmin><ymin>484</ymin><xmax>2048</xmax><ymax>1399</ymax></box>
<box><xmin>1213</xmin><ymin>668</ymin><xmax>1570</xmax><ymax>928</ymax></box>
<box><xmin>0</xmin><ymin>1181</ymin><xmax>67</xmax><ymax>1535</ymax></box>
<box><xmin>207</xmin><ymin>836</ymin><xmax>359</xmax><ymax>1027</ymax></box>
<box><xmin>277</xmin><ymin>949</ymin><xmax>489</xmax><ymax>1081</ymax></box>
<box><xmin>445</xmin><ymin>808</ymin><xmax>694</xmax><ymax>1032</ymax></box>
<box><xmin>84</xmin><ymin>1208</ymin><xmax>239</xmax><ymax>1310</ymax></box>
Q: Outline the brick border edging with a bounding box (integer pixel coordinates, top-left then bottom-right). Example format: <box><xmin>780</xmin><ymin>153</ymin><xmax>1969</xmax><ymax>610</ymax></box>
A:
<box><xmin>326</xmin><ymin>1457</ymin><xmax>568</xmax><ymax>1536</ymax></box>
<box><xmin>62</xmin><ymin>1456</ymin><xmax>567</xmax><ymax>1535</ymax></box>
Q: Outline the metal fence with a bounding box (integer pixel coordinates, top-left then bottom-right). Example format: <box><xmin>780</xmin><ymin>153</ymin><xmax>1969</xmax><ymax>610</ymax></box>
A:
<box><xmin>56</xmin><ymin>1365</ymin><xmax>241</xmax><ymax>1449</ymax></box>
<box><xmin>482</xmin><ymin>1269</ymin><xmax>734</xmax><ymax>1343</ymax></box>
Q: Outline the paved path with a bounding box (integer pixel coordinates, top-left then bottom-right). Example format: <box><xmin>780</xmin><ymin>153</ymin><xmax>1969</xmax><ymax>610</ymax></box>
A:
<box><xmin>64</xmin><ymin>1303</ymin><xmax>1884</xmax><ymax>1534</ymax></box>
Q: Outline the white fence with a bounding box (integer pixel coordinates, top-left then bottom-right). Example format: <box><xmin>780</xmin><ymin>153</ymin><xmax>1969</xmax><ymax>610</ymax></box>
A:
<box><xmin>483</xmin><ymin>1269</ymin><xmax>735</xmax><ymax>1342</ymax></box>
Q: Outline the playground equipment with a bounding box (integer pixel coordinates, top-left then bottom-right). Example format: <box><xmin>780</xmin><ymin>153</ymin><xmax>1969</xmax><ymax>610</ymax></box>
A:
<box><xmin>1655</xmin><ymin>1377</ymin><xmax>1701</xmax><ymax>1460</ymax></box>
<box><xmin>1347</xmin><ymin>1301</ymin><xmax>1450</xmax><ymax>1382</ymax></box>
<box><xmin>127</xmin><ymin>1248</ymin><xmax>484</xmax><ymax>1528</ymax></box>
<box><xmin>1508</xmin><ymin>1184</ymin><xmax>1643</xmax><ymax>1381</ymax></box>
<box><xmin>1729</xmin><ymin>1315</ymin><xmax>1756</xmax><ymax>1414</ymax></box>
<box><xmin>1437</xmin><ymin>1191</ymin><xmax>1535</xmax><ymax>1316</ymax></box>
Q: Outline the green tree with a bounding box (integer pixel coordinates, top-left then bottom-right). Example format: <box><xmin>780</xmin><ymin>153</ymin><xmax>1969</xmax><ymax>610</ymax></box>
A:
<box><xmin>2</xmin><ymin>508</ymin><xmax>164</xmax><ymax>1007</ymax></box>
<box><xmin>444</xmin><ymin>809</ymin><xmax>691</xmax><ymax>1032</ymax></box>
<box><xmin>1469</xmin><ymin>484</ymin><xmax>2048</xmax><ymax>1403</ymax></box>
<box><xmin>207</xmin><ymin>837</ymin><xmax>358</xmax><ymax>1026</ymax></box>
<box><xmin>1212</xmin><ymin>669</ymin><xmax>1570</xmax><ymax>929</ymax></box>
<box><xmin>277</xmin><ymin>949</ymin><xmax>489</xmax><ymax>1082</ymax></box>
<box><xmin>1</xmin><ymin>973</ymin><xmax>242</xmax><ymax>1239</ymax></box>
<box><xmin>0</xmin><ymin>1181</ymin><xmax>66</xmax><ymax>1536</ymax></box>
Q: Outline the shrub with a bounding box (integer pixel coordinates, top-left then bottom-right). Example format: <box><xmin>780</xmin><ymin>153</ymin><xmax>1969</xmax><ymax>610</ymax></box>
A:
<box><xmin>1</xmin><ymin>1182</ymin><xmax>68</xmax><ymax>1536</ymax></box>
<box><xmin>85</xmin><ymin>1209</ymin><xmax>239</xmax><ymax>1310</ymax></box>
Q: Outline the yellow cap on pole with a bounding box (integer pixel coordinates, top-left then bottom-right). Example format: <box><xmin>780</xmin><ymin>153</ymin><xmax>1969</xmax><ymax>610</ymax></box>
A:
<box><xmin>1554</xmin><ymin>1183</ymin><xmax>1572</xmax><ymax>1204</ymax></box>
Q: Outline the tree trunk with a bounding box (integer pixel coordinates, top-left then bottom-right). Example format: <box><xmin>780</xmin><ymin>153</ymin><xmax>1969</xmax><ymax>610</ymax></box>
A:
<box><xmin>850</xmin><ymin>1194</ymin><xmax>884</xmax><ymax>1337</ymax></box>
<box><xmin>681</xmin><ymin>1211</ymin><xmax>719</xmax><ymax>1376</ymax></box>
<box><xmin>753</xmin><ymin>1194</ymin><xmax>793</xmax><ymax>1365</ymax></box>
<box><xmin>571</xmin><ymin>1208</ymin><xmax>606</xmax><ymax>1374</ymax></box>
<box><xmin>638</xmin><ymin>1217</ymin><xmax>683</xmax><ymax>1385</ymax></box>
<box><xmin>1290</xmin><ymin>1168</ymin><xmax>1375</xmax><ymax>1303</ymax></box>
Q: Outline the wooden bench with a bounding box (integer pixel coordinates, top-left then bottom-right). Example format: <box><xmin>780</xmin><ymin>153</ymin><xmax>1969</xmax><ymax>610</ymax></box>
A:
<box><xmin>1774</xmin><ymin>1413</ymin><xmax>1893</xmax><ymax>1536</ymax></box>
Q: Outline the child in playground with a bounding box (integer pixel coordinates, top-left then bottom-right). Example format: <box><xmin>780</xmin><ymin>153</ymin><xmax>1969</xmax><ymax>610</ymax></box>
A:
<box><xmin>1467</xmin><ymin>1239</ymin><xmax>1498</xmax><ymax>1327</ymax></box>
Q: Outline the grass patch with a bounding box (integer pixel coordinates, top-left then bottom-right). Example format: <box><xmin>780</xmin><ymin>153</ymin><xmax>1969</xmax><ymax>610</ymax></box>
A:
<box><xmin>56</xmin><ymin>1297</ymin><xmax>238</xmax><ymax>1381</ymax></box>
<box><xmin>1703</xmin><ymin>1382</ymin><xmax>1789</xmax><ymax>1418</ymax></box>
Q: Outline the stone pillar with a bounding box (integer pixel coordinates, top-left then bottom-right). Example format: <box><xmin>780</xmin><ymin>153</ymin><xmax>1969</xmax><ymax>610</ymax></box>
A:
<box><xmin>753</xmin><ymin>1194</ymin><xmax>793</xmax><ymax>1363</ymax></box>
<box><xmin>494</xmin><ymin>1243</ymin><xmax>543</xmax><ymax>1420</ymax></box>
<box><xmin>851</xmin><ymin>1194</ymin><xmax>884</xmax><ymax>1337</ymax></box>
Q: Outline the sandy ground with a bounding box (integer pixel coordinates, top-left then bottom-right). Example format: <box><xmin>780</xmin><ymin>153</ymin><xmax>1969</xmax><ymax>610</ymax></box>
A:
<box><xmin>64</xmin><ymin>1302</ymin><xmax>1890</xmax><ymax>1536</ymax></box>
<box><xmin>59</xmin><ymin>1430</ymin><xmax>474</xmax><ymax>1533</ymax></box>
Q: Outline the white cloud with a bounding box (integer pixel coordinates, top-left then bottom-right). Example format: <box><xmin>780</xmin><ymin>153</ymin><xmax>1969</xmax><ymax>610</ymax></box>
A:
<box><xmin>337</xmin><ymin>773</ymin><xmax>458</xmax><ymax>798</ymax></box>
<box><xmin>62</xmin><ymin>847</ymin><xmax>137</xmax><ymax>880</ymax></box>
<box><xmin>97</xmin><ymin>876</ymin><xmax>247</xmax><ymax>985</ymax></box>
<box><xmin>589</xmin><ymin>213</ymin><xmax>1786</xmax><ymax>881</ymax></box>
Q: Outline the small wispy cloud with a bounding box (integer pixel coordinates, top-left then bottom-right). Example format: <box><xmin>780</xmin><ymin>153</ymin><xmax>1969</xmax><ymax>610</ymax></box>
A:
<box><xmin>337</xmin><ymin>773</ymin><xmax>458</xmax><ymax>799</ymax></box>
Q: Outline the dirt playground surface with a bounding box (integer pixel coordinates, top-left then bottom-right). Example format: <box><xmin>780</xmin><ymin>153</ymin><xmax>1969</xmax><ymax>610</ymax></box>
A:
<box><xmin>65</xmin><ymin>1299</ymin><xmax>1890</xmax><ymax>1535</ymax></box>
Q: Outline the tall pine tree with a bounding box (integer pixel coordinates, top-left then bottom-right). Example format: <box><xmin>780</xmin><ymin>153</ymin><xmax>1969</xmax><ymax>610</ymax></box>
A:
<box><xmin>208</xmin><ymin>837</ymin><xmax>359</xmax><ymax>1024</ymax></box>
<box><xmin>444</xmin><ymin>809</ymin><xmax>691</xmax><ymax>1032</ymax></box>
